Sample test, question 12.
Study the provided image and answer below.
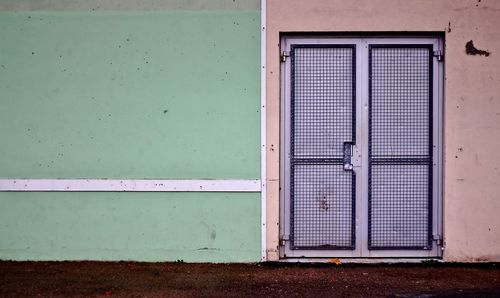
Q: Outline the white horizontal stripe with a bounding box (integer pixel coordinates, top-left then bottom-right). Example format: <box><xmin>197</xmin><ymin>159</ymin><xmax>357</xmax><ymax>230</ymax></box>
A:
<box><xmin>0</xmin><ymin>179</ymin><xmax>261</xmax><ymax>192</ymax></box>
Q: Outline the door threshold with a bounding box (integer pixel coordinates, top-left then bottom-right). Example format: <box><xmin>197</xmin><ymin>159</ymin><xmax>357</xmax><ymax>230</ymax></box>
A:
<box><xmin>278</xmin><ymin>258</ymin><xmax>443</xmax><ymax>264</ymax></box>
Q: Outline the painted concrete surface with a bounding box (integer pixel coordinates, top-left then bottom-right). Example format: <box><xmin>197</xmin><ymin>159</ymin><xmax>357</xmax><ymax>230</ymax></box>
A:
<box><xmin>0</xmin><ymin>192</ymin><xmax>260</xmax><ymax>262</ymax></box>
<box><xmin>0</xmin><ymin>11</ymin><xmax>260</xmax><ymax>179</ymax></box>
<box><xmin>0</xmin><ymin>0</ymin><xmax>260</xmax><ymax>11</ymax></box>
<box><xmin>266</xmin><ymin>0</ymin><xmax>500</xmax><ymax>261</ymax></box>
<box><xmin>0</xmin><ymin>7</ymin><xmax>262</xmax><ymax>262</ymax></box>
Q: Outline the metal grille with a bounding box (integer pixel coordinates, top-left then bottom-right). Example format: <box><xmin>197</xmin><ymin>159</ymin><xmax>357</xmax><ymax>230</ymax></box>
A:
<box><xmin>368</xmin><ymin>45</ymin><xmax>433</xmax><ymax>249</ymax></box>
<box><xmin>292</xmin><ymin>46</ymin><xmax>354</xmax><ymax>158</ymax></box>
<box><xmin>292</xmin><ymin>163</ymin><xmax>354</xmax><ymax>248</ymax></box>
<box><xmin>370</xmin><ymin>164</ymin><xmax>430</xmax><ymax>248</ymax></box>
<box><xmin>290</xmin><ymin>45</ymin><xmax>355</xmax><ymax>249</ymax></box>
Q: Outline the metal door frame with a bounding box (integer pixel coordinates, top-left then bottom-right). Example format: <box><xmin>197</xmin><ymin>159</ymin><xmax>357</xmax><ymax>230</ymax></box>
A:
<box><xmin>279</xmin><ymin>35</ymin><xmax>443</xmax><ymax>259</ymax></box>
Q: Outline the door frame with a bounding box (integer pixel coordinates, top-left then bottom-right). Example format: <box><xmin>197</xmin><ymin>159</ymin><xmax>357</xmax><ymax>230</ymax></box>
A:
<box><xmin>279</xmin><ymin>35</ymin><xmax>444</xmax><ymax>259</ymax></box>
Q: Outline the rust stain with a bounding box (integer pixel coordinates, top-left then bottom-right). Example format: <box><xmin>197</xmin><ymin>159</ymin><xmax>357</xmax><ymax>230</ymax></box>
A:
<box><xmin>319</xmin><ymin>196</ymin><xmax>329</xmax><ymax>211</ymax></box>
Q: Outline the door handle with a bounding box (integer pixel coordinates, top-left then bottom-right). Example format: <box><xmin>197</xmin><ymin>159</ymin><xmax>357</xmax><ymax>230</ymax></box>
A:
<box><xmin>343</xmin><ymin>142</ymin><xmax>354</xmax><ymax>171</ymax></box>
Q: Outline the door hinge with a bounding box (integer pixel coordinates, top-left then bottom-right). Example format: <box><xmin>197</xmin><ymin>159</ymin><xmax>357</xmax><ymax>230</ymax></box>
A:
<box><xmin>281</xmin><ymin>51</ymin><xmax>290</xmax><ymax>62</ymax></box>
<box><xmin>433</xmin><ymin>50</ymin><xmax>444</xmax><ymax>62</ymax></box>
<box><xmin>433</xmin><ymin>234</ymin><xmax>443</xmax><ymax>246</ymax></box>
<box><xmin>280</xmin><ymin>234</ymin><xmax>290</xmax><ymax>246</ymax></box>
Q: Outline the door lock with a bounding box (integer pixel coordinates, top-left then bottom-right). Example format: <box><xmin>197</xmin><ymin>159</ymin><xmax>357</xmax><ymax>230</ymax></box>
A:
<box><xmin>343</xmin><ymin>142</ymin><xmax>354</xmax><ymax>171</ymax></box>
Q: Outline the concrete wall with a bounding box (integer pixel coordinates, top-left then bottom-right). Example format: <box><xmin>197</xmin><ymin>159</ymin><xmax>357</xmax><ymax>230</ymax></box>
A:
<box><xmin>2</xmin><ymin>0</ymin><xmax>499</xmax><ymax>263</ymax></box>
<box><xmin>0</xmin><ymin>11</ymin><xmax>259</xmax><ymax>179</ymax></box>
<box><xmin>0</xmin><ymin>0</ymin><xmax>260</xmax><ymax>11</ymax></box>
<box><xmin>0</xmin><ymin>1</ymin><xmax>261</xmax><ymax>262</ymax></box>
<box><xmin>0</xmin><ymin>192</ymin><xmax>259</xmax><ymax>262</ymax></box>
<box><xmin>265</xmin><ymin>0</ymin><xmax>500</xmax><ymax>261</ymax></box>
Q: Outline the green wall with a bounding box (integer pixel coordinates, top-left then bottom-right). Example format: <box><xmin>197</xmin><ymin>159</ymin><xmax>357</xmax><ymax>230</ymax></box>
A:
<box><xmin>0</xmin><ymin>8</ymin><xmax>261</xmax><ymax>262</ymax></box>
<box><xmin>0</xmin><ymin>11</ymin><xmax>260</xmax><ymax>179</ymax></box>
<box><xmin>0</xmin><ymin>192</ymin><xmax>260</xmax><ymax>262</ymax></box>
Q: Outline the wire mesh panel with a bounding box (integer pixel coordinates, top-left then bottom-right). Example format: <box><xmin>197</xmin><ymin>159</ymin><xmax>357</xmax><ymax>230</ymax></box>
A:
<box><xmin>292</xmin><ymin>162</ymin><xmax>354</xmax><ymax>248</ymax></box>
<box><xmin>370</xmin><ymin>163</ymin><xmax>429</xmax><ymax>247</ymax></box>
<box><xmin>290</xmin><ymin>45</ymin><xmax>356</xmax><ymax>249</ymax></box>
<box><xmin>293</xmin><ymin>47</ymin><xmax>355</xmax><ymax>158</ymax></box>
<box><xmin>368</xmin><ymin>45</ymin><xmax>433</xmax><ymax>250</ymax></box>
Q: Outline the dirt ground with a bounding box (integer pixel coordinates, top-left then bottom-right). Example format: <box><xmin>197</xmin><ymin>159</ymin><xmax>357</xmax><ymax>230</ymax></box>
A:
<box><xmin>0</xmin><ymin>261</ymin><xmax>499</xmax><ymax>297</ymax></box>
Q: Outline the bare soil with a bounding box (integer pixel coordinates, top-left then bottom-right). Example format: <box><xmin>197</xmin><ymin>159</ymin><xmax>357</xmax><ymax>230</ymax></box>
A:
<box><xmin>0</xmin><ymin>261</ymin><xmax>499</xmax><ymax>297</ymax></box>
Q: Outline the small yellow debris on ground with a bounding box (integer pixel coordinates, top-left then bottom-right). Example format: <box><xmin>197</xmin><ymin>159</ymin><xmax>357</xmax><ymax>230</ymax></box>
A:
<box><xmin>328</xmin><ymin>258</ymin><xmax>341</xmax><ymax>265</ymax></box>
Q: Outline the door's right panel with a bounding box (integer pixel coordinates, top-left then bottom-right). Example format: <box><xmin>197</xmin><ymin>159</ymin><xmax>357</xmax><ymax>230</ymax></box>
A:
<box><xmin>368</xmin><ymin>45</ymin><xmax>434</xmax><ymax>250</ymax></box>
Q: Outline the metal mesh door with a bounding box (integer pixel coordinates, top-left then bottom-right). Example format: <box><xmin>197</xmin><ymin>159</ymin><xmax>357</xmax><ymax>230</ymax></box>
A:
<box><xmin>368</xmin><ymin>45</ymin><xmax>433</xmax><ymax>249</ymax></box>
<box><xmin>290</xmin><ymin>45</ymin><xmax>356</xmax><ymax>250</ymax></box>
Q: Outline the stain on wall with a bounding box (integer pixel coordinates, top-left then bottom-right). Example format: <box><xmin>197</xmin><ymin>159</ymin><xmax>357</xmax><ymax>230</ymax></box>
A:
<box><xmin>465</xmin><ymin>40</ymin><xmax>491</xmax><ymax>56</ymax></box>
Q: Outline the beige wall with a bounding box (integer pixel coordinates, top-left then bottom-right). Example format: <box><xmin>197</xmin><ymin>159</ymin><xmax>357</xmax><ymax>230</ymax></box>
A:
<box><xmin>266</xmin><ymin>0</ymin><xmax>500</xmax><ymax>261</ymax></box>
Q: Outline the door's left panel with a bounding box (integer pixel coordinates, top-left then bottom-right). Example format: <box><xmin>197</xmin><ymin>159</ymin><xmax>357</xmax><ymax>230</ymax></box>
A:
<box><xmin>281</xmin><ymin>38</ymin><xmax>363</xmax><ymax>258</ymax></box>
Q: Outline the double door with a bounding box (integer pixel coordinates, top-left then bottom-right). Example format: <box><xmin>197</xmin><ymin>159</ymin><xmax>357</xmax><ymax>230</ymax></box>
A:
<box><xmin>280</xmin><ymin>37</ymin><xmax>442</xmax><ymax>258</ymax></box>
